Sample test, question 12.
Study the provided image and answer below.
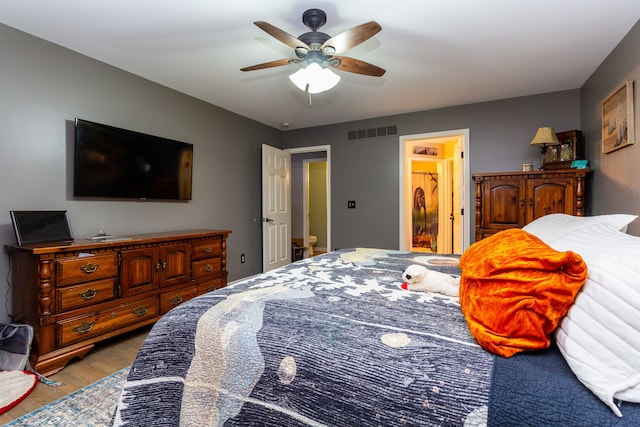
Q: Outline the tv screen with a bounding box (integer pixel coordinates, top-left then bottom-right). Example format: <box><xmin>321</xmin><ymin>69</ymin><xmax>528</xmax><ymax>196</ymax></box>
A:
<box><xmin>73</xmin><ymin>118</ymin><xmax>193</xmax><ymax>200</ymax></box>
<box><xmin>10</xmin><ymin>210</ymin><xmax>74</xmax><ymax>245</ymax></box>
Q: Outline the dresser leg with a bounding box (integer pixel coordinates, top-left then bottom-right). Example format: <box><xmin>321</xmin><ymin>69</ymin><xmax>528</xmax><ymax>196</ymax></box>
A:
<box><xmin>33</xmin><ymin>344</ymin><xmax>95</xmax><ymax>376</ymax></box>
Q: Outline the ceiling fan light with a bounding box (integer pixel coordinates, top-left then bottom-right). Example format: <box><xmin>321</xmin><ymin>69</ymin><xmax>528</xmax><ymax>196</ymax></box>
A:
<box><xmin>289</xmin><ymin>63</ymin><xmax>340</xmax><ymax>94</ymax></box>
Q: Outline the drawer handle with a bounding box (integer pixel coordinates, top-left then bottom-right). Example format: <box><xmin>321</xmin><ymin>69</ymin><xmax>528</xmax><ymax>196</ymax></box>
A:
<box><xmin>204</xmin><ymin>264</ymin><xmax>214</xmax><ymax>272</ymax></box>
<box><xmin>80</xmin><ymin>263</ymin><xmax>99</xmax><ymax>274</ymax></box>
<box><xmin>170</xmin><ymin>295</ymin><xmax>184</xmax><ymax>306</ymax></box>
<box><xmin>203</xmin><ymin>246</ymin><xmax>212</xmax><ymax>253</ymax></box>
<box><xmin>132</xmin><ymin>305</ymin><xmax>149</xmax><ymax>317</ymax></box>
<box><xmin>206</xmin><ymin>286</ymin><xmax>216</xmax><ymax>292</ymax></box>
<box><xmin>73</xmin><ymin>322</ymin><xmax>94</xmax><ymax>335</ymax></box>
<box><xmin>80</xmin><ymin>288</ymin><xmax>98</xmax><ymax>300</ymax></box>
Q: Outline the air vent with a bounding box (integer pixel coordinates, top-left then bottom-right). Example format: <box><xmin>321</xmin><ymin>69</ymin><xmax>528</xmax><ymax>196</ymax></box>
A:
<box><xmin>347</xmin><ymin>125</ymin><xmax>398</xmax><ymax>140</ymax></box>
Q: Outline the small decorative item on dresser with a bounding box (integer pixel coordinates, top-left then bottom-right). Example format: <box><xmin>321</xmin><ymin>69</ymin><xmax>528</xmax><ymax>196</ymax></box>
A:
<box><xmin>551</xmin><ymin>130</ymin><xmax>584</xmax><ymax>169</ymax></box>
<box><xmin>530</xmin><ymin>127</ymin><xmax>560</xmax><ymax>169</ymax></box>
<box><xmin>571</xmin><ymin>160</ymin><xmax>589</xmax><ymax>169</ymax></box>
<box><xmin>540</xmin><ymin>130</ymin><xmax>584</xmax><ymax>170</ymax></box>
<box><xmin>522</xmin><ymin>163</ymin><xmax>533</xmax><ymax>172</ymax></box>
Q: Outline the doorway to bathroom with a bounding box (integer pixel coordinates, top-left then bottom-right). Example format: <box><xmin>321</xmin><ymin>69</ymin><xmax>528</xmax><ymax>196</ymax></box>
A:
<box><xmin>288</xmin><ymin>146</ymin><xmax>331</xmax><ymax>259</ymax></box>
<box><xmin>399</xmin><ymin>130</ymin><xmax>470</xmax><ymax>254</ymax></box>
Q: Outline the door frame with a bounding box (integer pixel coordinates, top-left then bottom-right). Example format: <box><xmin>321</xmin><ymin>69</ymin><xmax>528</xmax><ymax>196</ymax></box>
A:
<box><xmin>398</xmin><ymin>129</ymin><xmax>470</xmax><ymax>252</ymax></box>
<box><xmin>287</xmin><ymin>145</ymin><xmax>331</xmax><ymax>256</ymax></box>
<box><xmin>303</xmin><ymin>157</ymin><xmax>328</xmax><ymax>255</ymax></box>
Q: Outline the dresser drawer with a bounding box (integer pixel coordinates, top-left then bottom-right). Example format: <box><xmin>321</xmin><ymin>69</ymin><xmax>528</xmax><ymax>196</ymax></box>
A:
<box><xmin>192</xmin><ymin>238</ymin><xmax>222</xmax><ymax>260</ymax></box>
<box><xmin>56</xmin><ymin>278</ymin><xmax>116</xmax><ymax>312</ymax></box>
<box><xmin>192</xmin><ymin>257</ymin><xmax>221</xmax><ymax>280</ymax></box>
<box><xmin>160</xmin><ymin>286</ymin><xmax>200</xmax><ymax>313</ymax></box>
<box><xmin>200</xmin><ymin>278</ymin><xmax>223</xmax><ymax>293</ymax></box>
<box><xmin>56</xmin><ymin>253</ymin><xmax>118</xmax><ymax>286</ymax></box>
<box><xmin>57</xmin><ymin>296</ymin><xmax>158</xmax><ymax>347</ymax></box>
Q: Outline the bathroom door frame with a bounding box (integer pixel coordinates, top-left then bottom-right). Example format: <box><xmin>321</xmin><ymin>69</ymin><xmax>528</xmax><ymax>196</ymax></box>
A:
<box><xmin>287</xmin><ymin>145</ymin><xmax>331</xmax><ymax>256</ymax></box>
<box><xmin>303</xmin><ymin>157</ymin><xmax>328</xmax><ymax>255</ymax></box>
<box><xmin>398</xmin><ymin>129</ymin><xmax>470</xmax><ymax>253</ymax></box>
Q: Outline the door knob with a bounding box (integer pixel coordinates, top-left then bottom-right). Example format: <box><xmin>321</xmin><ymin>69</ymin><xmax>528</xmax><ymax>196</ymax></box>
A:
<box><xmin>262</xmin><ymin>217</ymin><xmax>274</xmax><ymax>223</ymax></box>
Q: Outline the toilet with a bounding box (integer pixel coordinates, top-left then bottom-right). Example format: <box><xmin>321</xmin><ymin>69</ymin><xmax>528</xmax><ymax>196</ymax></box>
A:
<box><xmin>308</xmin><ymin>235</ymin><xmax>318</xmax><ymax>256</ymax></box>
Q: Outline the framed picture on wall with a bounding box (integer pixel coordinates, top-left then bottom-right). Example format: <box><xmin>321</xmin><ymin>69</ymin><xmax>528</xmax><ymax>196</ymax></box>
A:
<box><xmin>414</xmin><ymin>145</ymin><xmax>439</xmax><ymax>156</ymax></box>
<box><xmin>602</xmin><ymin>80</ymin><xmax>635</xmax><ymax>154</ymax></box>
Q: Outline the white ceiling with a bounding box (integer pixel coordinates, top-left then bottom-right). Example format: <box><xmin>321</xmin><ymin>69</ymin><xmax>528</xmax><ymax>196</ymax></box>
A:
<box><xmin>2</xmin><ymin>1</ymin><xmax>640</xmax><ymax>130</ymax></box>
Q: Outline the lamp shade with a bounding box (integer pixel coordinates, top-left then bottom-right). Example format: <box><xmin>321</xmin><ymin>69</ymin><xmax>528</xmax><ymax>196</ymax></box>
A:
<box><xmin>530</xmin><ymin>127</ymin><xmax>560</xmax><ymax>145</ymax></box>
<box><xmin>289</xmin><ymin>63</ymin><xmax>341</xmax><ymax>94</ymax></box>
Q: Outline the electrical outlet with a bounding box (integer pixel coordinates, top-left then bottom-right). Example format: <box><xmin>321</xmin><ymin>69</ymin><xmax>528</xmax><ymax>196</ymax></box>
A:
<box><xmin>347</xmin><ymin>200</ymin><xmax>356</xmax><ymax>209</ymax></box>
<box><xmin>241</xmin><ymin>253</ymin><xmax>246</xmax><ymax>263</ymax></box>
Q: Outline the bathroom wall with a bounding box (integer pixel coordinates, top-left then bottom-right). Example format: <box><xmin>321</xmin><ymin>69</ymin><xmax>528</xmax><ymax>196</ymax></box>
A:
<box><xmin>308</xmin><ymin>161</ymin><xmax>328</xmax><ymax>252</ymax></box>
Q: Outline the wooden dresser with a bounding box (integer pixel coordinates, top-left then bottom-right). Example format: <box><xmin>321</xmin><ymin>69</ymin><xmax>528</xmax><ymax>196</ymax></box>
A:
<box><xmin>473</xmin><ymin>169</ymin><xmax>592</xmax><ymax>242</ymax></box>
<box><xmin>6</xmin><ymin>229</ymin><xmax>230</xmax><ymax>375</ymax></box>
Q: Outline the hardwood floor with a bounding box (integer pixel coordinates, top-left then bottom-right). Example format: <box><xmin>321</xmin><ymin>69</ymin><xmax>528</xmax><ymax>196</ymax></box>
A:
<box><xmin>0</xmin><ymin>325</ymin><xmax>151</xmax><ymax>424</ymax></box>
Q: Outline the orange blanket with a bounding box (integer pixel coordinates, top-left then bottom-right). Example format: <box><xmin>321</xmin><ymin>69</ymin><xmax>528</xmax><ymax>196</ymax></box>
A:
<box><xmin>458</xmin><ymin>228</ymin><xmax>587</xmax><ymax>357</ymax></box>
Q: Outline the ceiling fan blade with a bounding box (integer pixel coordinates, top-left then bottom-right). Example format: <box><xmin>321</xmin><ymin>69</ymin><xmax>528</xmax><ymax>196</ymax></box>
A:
<box><xmin>321</xmin><ymin>21</ymin><xmax>381</xmax><ymax>55</ymax></box>
<box><xmin>254</xmin><ymin>21</ymin><xmax>310</xmax><ymax>51</ymax></box>
<box><xmin>332</xmin><ymin>56</ymin><xmax>386</xmax><ymax>77</ymax></box>
<box><xmin>240</xmin><ymin>58</ymin><xmax>293</xmax><ymax>72</ymax></box>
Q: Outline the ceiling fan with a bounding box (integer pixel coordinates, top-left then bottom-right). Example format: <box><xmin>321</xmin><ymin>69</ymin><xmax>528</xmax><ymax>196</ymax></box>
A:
<box><xmin>240</xmin><ymin>9</ymin><xmax>385</xmax><ymax>81</ymax></box>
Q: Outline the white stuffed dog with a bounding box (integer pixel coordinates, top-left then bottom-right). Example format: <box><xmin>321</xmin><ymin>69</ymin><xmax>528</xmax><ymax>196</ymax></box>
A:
<box><xmin>400</xmin><ymin>264</ymin><xmax>459</xmax><ymax>297</ymax></box>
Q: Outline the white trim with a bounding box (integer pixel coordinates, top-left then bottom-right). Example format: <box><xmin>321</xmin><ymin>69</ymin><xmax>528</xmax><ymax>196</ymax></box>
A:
<box><xmin>398</xmin><ymin>130</ymin><xmax>470</xmax><ymax>252</ymax></box>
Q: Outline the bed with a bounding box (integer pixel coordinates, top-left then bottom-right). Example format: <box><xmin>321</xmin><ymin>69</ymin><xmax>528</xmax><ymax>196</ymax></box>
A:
<box><xmin>112</xmin><ymin>214</ymin><xmax>640</xmax><ymax>426</ymax></box>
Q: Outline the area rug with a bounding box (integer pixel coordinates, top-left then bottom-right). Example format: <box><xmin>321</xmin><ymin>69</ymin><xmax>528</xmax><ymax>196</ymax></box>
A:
<box><xmin>0</xmin><ymin>371</ymin><xmax>38</xmax><ymax>415</ymax></box>
<box><xmin>3</xmin><ymin>366</ymin><xmax>129</xmax><ymax>426</ymax></box>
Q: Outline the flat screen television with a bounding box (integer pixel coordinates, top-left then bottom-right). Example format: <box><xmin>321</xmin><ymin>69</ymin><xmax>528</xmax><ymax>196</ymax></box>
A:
<box><xmin>10</xmin><ymin>210</ymin><xmax>74</xmax><ymax>246</ymax></box>
<box><xmin>73</xmin><ymin>118</ymin><xmax>193</xmax><ymax>200</ymax></box>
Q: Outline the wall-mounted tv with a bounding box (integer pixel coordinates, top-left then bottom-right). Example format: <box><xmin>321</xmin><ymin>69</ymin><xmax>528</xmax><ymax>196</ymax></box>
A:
<box><xmin>73</xmin><ymin>118</ymin><xmax>193</xmax><ymax>201</ymax></box>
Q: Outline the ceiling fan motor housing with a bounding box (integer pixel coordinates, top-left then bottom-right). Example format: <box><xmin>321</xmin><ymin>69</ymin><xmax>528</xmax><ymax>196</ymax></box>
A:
<box><xmin>299</xmin><ymin>9</ymin><xmax>331</xmax><ymax>52</ymax></box>
<box><xmin>298</xmin><ymin>31</ymin><xmax>330</xmax><ymax>46</ymax></box>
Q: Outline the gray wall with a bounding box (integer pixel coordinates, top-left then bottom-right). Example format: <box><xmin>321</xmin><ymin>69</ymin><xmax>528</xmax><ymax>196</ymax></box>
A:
<box><xmin>581</xmin><ymin>19</ymin><xmax>640</xmax><ymax>235</ymax></box>
<box><xmin>0</xmin><ymin>24</ymin><xmax>281</xmax><ymax>322</ymax></box>
<box><xmin>283</xmin><ymin>90</ymin><xmax>581</xmax><ymax>250</ymax></box>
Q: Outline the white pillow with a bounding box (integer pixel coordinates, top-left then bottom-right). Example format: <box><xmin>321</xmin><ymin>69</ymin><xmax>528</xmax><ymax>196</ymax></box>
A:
<box><xmin>550</xmin><ymin>223</ymin><xmax>640</xmax><ymax>417</ymax></box>
<box><xmin>522</xmin><ymin>213</ymin><xmax>637</xmax><ymax>244</ymax></box>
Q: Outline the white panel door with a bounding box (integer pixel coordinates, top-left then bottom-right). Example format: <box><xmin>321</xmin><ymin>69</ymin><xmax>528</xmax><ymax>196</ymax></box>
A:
<box><xmin>262</xmin><ymin>144</ymin><xmax>291</xmax><ymax>271</ymax></box>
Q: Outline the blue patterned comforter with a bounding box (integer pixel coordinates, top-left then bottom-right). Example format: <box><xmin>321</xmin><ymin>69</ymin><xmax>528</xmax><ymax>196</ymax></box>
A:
<box><xmin>112</xmin><ymin>249</ymin><xmax>492</xmax><ymax>426</ymax></box>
